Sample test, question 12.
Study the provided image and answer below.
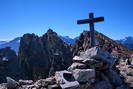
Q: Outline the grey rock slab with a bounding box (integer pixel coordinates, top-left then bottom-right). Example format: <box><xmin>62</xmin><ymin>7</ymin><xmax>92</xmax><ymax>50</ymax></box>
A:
<box><xmin>6</xmin><ymin>77</ymin><xmax>17</xmax><ymax>89</ymax></box>
<box><xmin>73</xmin><ymin>56</ymin><xmax>84</xmax><ymax>62</ymax></box>
<box><xmin>19</xmin><ymin>80</ymin><xmax>33</xmax><ymax>85</ymax></box>
<box><xmin>82</xmin><ymin>47</ymin><xmax>116</xmax><ymax>67</ymax></box>
<box><xmin>48</xmin><ymin>84</ymin><xmax>61</xmax><ymax>89</ymax></box>
<box><xmin>60</xmin><ymin>81</ymin><xmax>79</xmax><ymax>89</ymax></box>
<box><xmin>67</xmin><ymin>62</ymin><xmax>87</xmax><ymax>71</ymax></box>
<box><xmin>72</xmin><ymin>69</ymin><xmax>95</xmax><ymax>83</ymax></box>
<box><xmin>55</xmin><ymin>70</ymin><xmax>79</xmax><ymax>89</ymax></box>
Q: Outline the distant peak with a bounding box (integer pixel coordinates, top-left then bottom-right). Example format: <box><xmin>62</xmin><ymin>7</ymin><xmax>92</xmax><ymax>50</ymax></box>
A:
<box><xmin>46</xmin><ymin>29</ymin><xmax>57</xmax><ymax>36</ymax></box>
<box><xmin>47</xmin><ymin>29</ymin><xmax>54</xmax><ymax>34</ymax></box>
<box><xmin>125</xmin><ymin>36</ymin><xmax>133</xmax><ymax>39</ymax></box>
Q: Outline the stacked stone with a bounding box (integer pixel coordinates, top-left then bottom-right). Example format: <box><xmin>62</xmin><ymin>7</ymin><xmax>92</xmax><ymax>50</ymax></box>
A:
<box><xmin>68</xmin><ymin>46</ymin><xmax>116</xmax><ymax>89</ymax></box>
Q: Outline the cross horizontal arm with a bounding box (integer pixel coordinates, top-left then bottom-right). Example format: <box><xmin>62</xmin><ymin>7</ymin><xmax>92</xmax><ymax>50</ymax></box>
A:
<box><xmin>77</xmin><ymin>17</ymin><xmax>104</xmax><ymax>24</ymax></box>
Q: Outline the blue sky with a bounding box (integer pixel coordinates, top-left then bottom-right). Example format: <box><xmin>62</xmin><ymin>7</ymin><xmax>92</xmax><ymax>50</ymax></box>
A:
<box><xmin>0</xmin><ymin>0</ymin><xmax>133</xmax><ymax>40</ymax></box>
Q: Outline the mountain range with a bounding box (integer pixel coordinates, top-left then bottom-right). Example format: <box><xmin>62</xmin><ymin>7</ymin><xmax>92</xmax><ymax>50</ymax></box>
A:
<box><xmin>116</xmin><ymin>36</ymin><xmax>133</xmax><ymax>49</ymax></box>
<box><xmin>0</xmin><ymin>36</ymin><xmax>78</xmax><ymax>53</ymax></box>
<box><xmin>0</xmin><ymin>36</ymin><xmax>133</xmax><ymax>53</ymax></box>
<box><xmin>0</xmin><ymin>30</ymin><xmax>132</xmax><ymax>88</ymax></box>
<box><xmin>0</xmin><ymin>37</ymin><xmax>20</xmax><ymax>53</ymax></box>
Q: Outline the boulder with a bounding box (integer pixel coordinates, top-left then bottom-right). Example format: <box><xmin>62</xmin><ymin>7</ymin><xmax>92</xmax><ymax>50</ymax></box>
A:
<box><xmin>34</xmin><ymin>79</ymin><xmax>47</xmax><ymax>88</ymax></box>
<box><xmin>127</xmin><ymin>68</ymin><xmax>133</xmax><ymax>76</ymax></box>
<box><xmin>48</xmin><ymin>84</ymin><xmax>61</xmax><ymax>89</ymax></box>
<box><xmin>6</xmin><ymin>77</ymin><xmax>17</xmax><ymax>89</ymax></box>
<box><xmin>82</xmin><ymin>47</ymin><xmax>116</xmax><ymax>67</ymax></box>
<box><xmin>72</xmin><ymin>69</ymin><xmax>95</xmax><ymax>83</ymax></box>
<box><xmin>82</xmin><ymin>58</ymin><xmax>105</xmax><ymax>69</ymax></box>
<box><xmin>34</xmin><ymin>77</ymin><xmax>55</xmax><ymax>88</ymax></box>
<box><xmin>82</xmin><ymin>58</ymin><xmax>97</xmax><ymax>65</ymax></box>
<box><xmin>18</xmin><ymin>80</ymin><xmax>33</xmax><ymax>85</ymax></box>
<box><xmin>55</xmin><ymin>70</ymin><xmax>79</xmax><ymax>89</ymax></box>
<box><xmin>73</xmin><ymin>56</ymin><xmax>84</xmax><ymax>62</ymax></box>
<box><xmin>45</xmin><ymin>77</ymin><xmax>56</xmax><ymax>84</ymax></box>
<box><xmin>55</xmin><ymin>70</ymin><xmax>75</xmax><ymax>84</ymax></box>
<box><xmin>60</xmin><ymin>81</ymin><xmax>79</xmax><ymax>89</ymax></box>
<box><xmin>68</xmin><ymin>62</ymin><xmax>87</xmax><ymax>71</ymax></box>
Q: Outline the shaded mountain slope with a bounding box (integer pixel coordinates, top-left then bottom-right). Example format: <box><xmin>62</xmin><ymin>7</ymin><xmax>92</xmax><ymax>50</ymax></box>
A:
<box><xmin>72</xmin><ymin>30</ymin><xmax>133</xmax><ymax>58</ymax></box>
<box><xmin>0</xmin><ymin>47</ymin><xmax>20</xmax><ymax>83</ymax></box>
<box><xmin>18</xmin><ymin>29</ymin><xmax>73</xmax><ymax>80</ymax></box>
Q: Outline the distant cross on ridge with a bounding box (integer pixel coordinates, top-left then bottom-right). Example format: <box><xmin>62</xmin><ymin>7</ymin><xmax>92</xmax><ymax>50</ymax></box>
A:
<box><xmin>77</xmin><ymin>13</ymin><xmax>104</xmax><ymax>47</ymax></box>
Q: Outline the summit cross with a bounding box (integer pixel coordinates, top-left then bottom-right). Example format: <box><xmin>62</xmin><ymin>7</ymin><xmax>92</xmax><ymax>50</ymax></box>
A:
<box><xmin>77</xmin><ymin>13</ymin><xmax>104</xmax><ymax>47</ymax></box>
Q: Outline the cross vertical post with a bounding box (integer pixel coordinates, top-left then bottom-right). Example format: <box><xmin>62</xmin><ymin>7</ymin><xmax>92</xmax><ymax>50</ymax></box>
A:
<box><xmin>77</xmin><ymin>12</ymin><xmax>104</xmax><ymax>48</ymax></box>
<box><xmin>89</xmin><ymin>13</ymin><xmax>95</xmax><ymax>47</ymax></box>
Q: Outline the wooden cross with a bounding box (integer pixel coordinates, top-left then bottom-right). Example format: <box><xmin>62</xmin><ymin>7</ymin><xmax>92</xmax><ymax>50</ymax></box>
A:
<box><xmin>77</xmin><ymin>13</ymin><xmax>104</xmax><ymax>47</ymax></box>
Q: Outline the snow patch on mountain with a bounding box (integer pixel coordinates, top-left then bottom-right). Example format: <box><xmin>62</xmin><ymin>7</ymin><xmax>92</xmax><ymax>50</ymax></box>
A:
<box><xmin>0</xmin><ymin>36</ymin><xmax>78</xmax><ymax>54</ymax></box>
<box><xmin>0</xmin><ymin>37</ymin><xmax>21</xmax><ymax>53</ymax></box>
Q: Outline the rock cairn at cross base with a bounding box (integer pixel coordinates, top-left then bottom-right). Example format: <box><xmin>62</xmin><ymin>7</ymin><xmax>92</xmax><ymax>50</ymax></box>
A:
<box><xmin>0</xmin><ymin>46</ymin><xmax>132</xmax><ymax>89</ymax></box>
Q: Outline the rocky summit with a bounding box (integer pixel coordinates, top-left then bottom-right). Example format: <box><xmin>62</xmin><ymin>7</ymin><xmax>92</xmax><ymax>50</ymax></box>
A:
<box><xmin>18</xmin><ymin>29</ymin><xmax>73</xmax><ymax>80</ymax></box>
<box><xmin>0</xmin><ymin>29</ymin><xmax>133</xmax><ymax>89</ymax></box>
<box><xmin>72</xmin><ymin>30</ymin><xmax>132</xmax><ymax>57</ymax></box>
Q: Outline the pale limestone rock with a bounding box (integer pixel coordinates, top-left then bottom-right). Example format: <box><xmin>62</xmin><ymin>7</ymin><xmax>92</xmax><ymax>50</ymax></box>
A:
<box><xmin>72</xmin><ymin>69</ymin><xmax>95</xmax><ymax>83</ymax></box>
<box><xmin>82</xmin><ymin>47</ymin><xmax>115</xmax><ymax>67</ymax></box>
<box><xmin>6</xmin><ymin>77</ymin><xmax>17</xmax><ymax>89</ymax></box>
<box><xmin>68</xmin><ymin>62</ymin><xmax>87</xmax><ymax>71</ymax></box>
<box><xmin>55</xmin><ymin>70</ymin><xmax>79</xmax><ymax>89</ymax></box>
<box><xmin>73</xmin><ymin>56</ymin><xmax>84</xmax><ymax>62</ymax></box>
